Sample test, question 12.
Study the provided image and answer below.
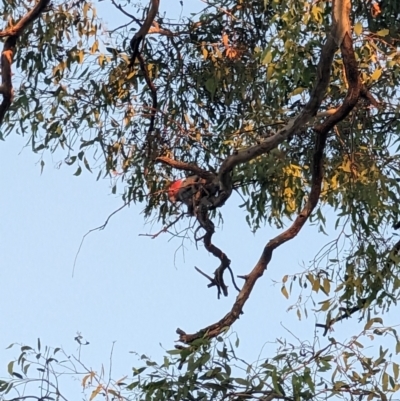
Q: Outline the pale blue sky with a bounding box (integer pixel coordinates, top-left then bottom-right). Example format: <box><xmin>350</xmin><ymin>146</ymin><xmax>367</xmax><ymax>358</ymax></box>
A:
<box><xmin>0</xmin><ymin>0</ymin><xmax>399</xmax><ymax>398</ymax></box>
<box><xmin>0</xmin><ymin>133</ymin><xmax>328</xmax><ymax>360</ymax></box>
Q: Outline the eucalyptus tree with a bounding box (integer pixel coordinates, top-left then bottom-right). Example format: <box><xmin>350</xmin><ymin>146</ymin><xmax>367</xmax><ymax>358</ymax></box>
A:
<box><xmin>1</xmin><ymin>0</ymin><xmax>400</xmax><ymax>399</ymax></box>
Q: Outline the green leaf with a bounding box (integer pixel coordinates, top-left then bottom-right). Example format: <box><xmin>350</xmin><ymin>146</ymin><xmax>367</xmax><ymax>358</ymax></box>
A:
<box><xmin>84</xmin><ymin>157</ymin><xmax>92</xmax><ymax>173</ymax></box>
<box><xmin>234</xmin><ymin>378</ymin><xmax>249</xmax><ymax>386</ymax></box>
<box><xmin>365</xmin><ymin>317</ymin><xmax>383</xmax><ymax>330</ymax></box>
<box><xmin>74</xmin><ymin>166</ymin><xmax>82</xmax><ymax>176</ymax></box>
<box><xmin>205</xmin><ymin>78</ymin><xmax>216</xmax><ymax>97</ymax></box>
<box><xmin>7</xmin><ymin>361</ymin><xmax>14</xmax><ymax>376</ymax></box>
<box><xmin>376</xmin><ymin>29</ymin><xmax>389</xmax><ymax>36</ymax></box>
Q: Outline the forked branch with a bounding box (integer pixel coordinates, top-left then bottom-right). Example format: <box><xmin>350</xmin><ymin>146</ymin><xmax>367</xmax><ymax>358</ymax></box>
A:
<box><xmin>177</xmin><ymin>0</ymin><xmax>378</xmax><ymax>344</ymax></box>
<box><xmin>177</xmin><ymin>114</ymin><xmax>330</xmax><ymax>343</ymax></box>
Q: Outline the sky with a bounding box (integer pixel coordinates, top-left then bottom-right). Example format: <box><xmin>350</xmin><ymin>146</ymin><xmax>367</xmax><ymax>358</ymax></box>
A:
<box><xmin>0</xmin><ymin>0</ymin><xmax>399</xmax><ymax>399</ymax></box>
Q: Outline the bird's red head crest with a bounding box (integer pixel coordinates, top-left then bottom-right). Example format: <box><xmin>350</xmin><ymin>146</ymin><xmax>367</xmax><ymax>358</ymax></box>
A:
<box><xmin>168</xmin><ymin>179</ymin><xmax>184</xmax><ymax>202</ymax></box>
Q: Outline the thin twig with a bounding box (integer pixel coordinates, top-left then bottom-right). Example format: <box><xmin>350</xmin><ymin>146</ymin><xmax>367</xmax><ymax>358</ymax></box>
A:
<box><xmin>72</xmin><ymin>203</ymin><xmax>129</xmax><ymax>277</ymax></box>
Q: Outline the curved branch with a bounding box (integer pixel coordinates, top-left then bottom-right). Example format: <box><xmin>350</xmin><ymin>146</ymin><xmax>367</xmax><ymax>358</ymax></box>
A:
<box><xmin>0</xmin><ymin>0</ymin><xmax>50</xmax><ymax>125</ymax></box>
<box><xmin>0</xmin><ymin>0</ymin><xmax>50</xmax><ymax>38</ymax></box>
<box><xmin>315</xmin><ymin>29</ymin><xmax>362</xmax><ymax>133</ymax></box>
<box><xmin>196</xmin><ymin>203</ymin><xmax>232</xmax><ymax>298</ymax></box>
<box><xmin>177</xmin><ymin>0</ymin><xmax>367</xmax><ymax>344</ymax></box>
<box><xmin>178</xmin><ymin>113</ymin><xmax>330</xmax><ymax>343</ymax></box>
<box><xmin>157</xmin><ymin>156</ymin><xmax>234</xmax><ymax>298</ymax></box>
<box><xmin>212</xmin><ymin>26</ymin><xmax>339</xmax><ymax>209</ymax></box>
<box><xmin>212</xmin><ymin>0</ymin><xmax>360</xmax><ymax>211</ymax></box>
<box><xmin>130</xmin><ymin>0</ymin><xmax>160</xmax><ymax>65</ymax></box>
<box><xmin>156</xmin><ymin>156</ymin><xmax>214</xmax><ymax>180</ymax></box>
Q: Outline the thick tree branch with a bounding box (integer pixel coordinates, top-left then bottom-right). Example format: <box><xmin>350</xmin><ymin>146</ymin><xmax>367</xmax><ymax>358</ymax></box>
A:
<box><xmin>126</xmin><ymin>4</ymin><xmax>162</xmax><ymax>172</ymax></box>
<box><xmin>0</xmin><ymin>0</ymin><xmax>50</xmax><ymax>38</ymax></box>
<box><xmin>332</xmin><ymin>0</ymin><xmax>351</xmax><ymax>46</ymax></box>
<box><xmin>157</xmin><ymin>156</ymin><xmax>234</xmax><ymax>297</ymax></box>
<box><xmin>0</xmin><ymin>0</ymin><xmax>50</xmax><ymax>125</ymax></box>
<box><xmin>130</xmin><ymin>0</ymin><xmax>160</xmax><ymax>65</ymax></box>
<box><xmin>177</xmin><ymin>0</ymin><xmax>367</xmax><ymax>344</ymax></box>
<box><xmin>212</xmin><ymin>0</ymin><xmax>358</xmax><ymax>211</ymax></box>
<box><xmin>156</xmin><ymin>156</ymin><xmax>215</xmax><ymax>180</ymax></box>
<box><xmin>0</xmin><ymin>37</ymin><xmax>16</xmax><ymax>124</ymax></box>
<box><xmin>315</xmin><ymin>29</ymin><xmax>362</xmax><ymax>133</ymax></box>
<box><xmin>212</xmin><ymin>27</ymin><xmax>338</xmax><ymax>209</ymax></box>
<box><xmin>178</xmin><ymin>113</ymin><xmax>330</xmax><ymax>343</ymax></box>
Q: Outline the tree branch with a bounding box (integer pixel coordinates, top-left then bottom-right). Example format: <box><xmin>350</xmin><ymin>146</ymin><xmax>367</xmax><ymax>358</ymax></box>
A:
<box><xmin>156</xmin><ymin>156</ymin><xmax>214</xmax><ymax>180</ymax></box>
<box><xmin>177</xmin><ymin>0</ymin><xmax>366</xmax><ymax>344</ymax></box>
<box><xmin>0</xmin><ymin>0</ymin><xmax>50</xmax><ymax>125</ymax></box>
<box><xmin>212</xmin><ymin>11</ymin><xmax>340</xmax><ymax>209</ymax></box>
<box><xmin>130</xmin><ymin>0</ymin><xmax>160</xmax><ymax>65</ymax></box>
<box><xmin>0</xmin><ymin>0</ymin><xmax>50</xmax><ymax>38</ymax></box>
<box><xmin>178</xmin><ymin>109</ymin><xmax>330</xmax><ymax>343</ymax></box>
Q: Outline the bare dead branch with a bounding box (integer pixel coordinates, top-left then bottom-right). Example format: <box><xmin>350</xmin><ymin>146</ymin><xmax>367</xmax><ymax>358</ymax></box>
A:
<box><xmin>227</xmin><ymin>266</ymin><xmax>241</xmax><ymax>292</ymax></box>
<box><xmin>139</xmin><ymin>213</ymin><xmax>184</xmax><ymax>238</ymax></box>
<box><xmin>72</xmin><ymin>203</ymin><xmax>129</xmax><ymax>277</ymax></box>
<box><xmin>194</xmin><ymin>202</ymin><xmax>231</xmax><ymax>299</ymax></box>
<box><xmin>194</xmin><ymin>266</ymin><xmax>215</xmax><ymax>283</ymax></box>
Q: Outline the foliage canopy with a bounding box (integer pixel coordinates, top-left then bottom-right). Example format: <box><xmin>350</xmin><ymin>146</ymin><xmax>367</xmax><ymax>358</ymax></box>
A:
<box><xmin>1</xmin><ymin>0</ymin><xmax>400</xmax><ymax>399</ymax></box>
